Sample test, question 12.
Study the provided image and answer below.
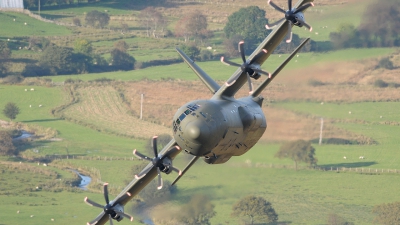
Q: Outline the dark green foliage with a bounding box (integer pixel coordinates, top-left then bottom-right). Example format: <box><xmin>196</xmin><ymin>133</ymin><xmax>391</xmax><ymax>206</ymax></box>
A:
<box><xmin>376</xmin><ymin>57</ymin><xmax>394</xmax><ymax>70</ymax></box>
<box><xmin>330</xmin><ymin>1</ymin><xmax>400</xmax><ymax>49</ymax></box>
<box><xmin>310</xmin><ymin>138</ymin><xmax>358</xmax><ymax>145</ymax></box>
<box><xmin>3</xmin><ymin>102</ymin><xmax>20</xmax><ymax>121</ymax></box>
<box><xmin>21</xmin><ymin>64</ymin><xmax>52</xmax><ymax>77</ymax></box>
<box><xmin>28</xmin><ymin>36</ymin><xmax>50</xmax><ymax>51</ymax></box>
<box><xmin>199</xmin><ymin>49</ymin><xmax>213</xmax><ymax>61</ymax></box>
<box><xmin>138</xmin><ymin>180</ymin><xmax>177</xmax><ymax>204</ymax></box>
<box><xmin>74</xmin><ymin>39</ymin><xmax>92</xmax><ymax>55</ymax></box>
<box><xmin>327</xmin><ymin>213</ymin><xmax>354</xmax><ymax>225</ymax></box>
<box><xmin>231</xmin><ymin>195</ymin><xmax>278</xmax><ymax>225</ymax></box>
<box><xmin>113</xmin><ymin>40</ymin><xmax>129</xmax><ymax>52</ymax></box>
<box><xmin>85</xmin><ymin>10</ymin><xmax>110</xmax><ymax>28</ymax></box>
<box><xmin>110</xmin><ymin>49</ymin><xmax>135</xmax><ymax>71</ymax></box>
<box><xmin>275</xmin><ymin>139</ymin><xmax>318</xmax><ymax>170</ymax></box>
<box><xmin>373</xmin><ymin>201</ymin><xmax>400</xmax><ymax>225</ymax></box>
<box><xmin>180</xmin><ymin>45</ymin><xmax>201</xmax><ymax>60</ymax></box>
<box><xmin>176</xmin><ymin>194</ymin><xmax>216</xmax><ymax>225</ymax></box>
<box><xmin>224</xmin><ymin>6</ymin><xmax>270</xmax><ymax>50</ymax></box>
<box><xmin>0</xmin><ymin>40</ymin><xmax>11</xmax><ymax>60</ymax></box>
<box><xmin>374</xmin><ymin>79</ymin><xmax>389</xmax><ymax>88</ymax></box>
<box><xmin>0</xmin><ymin>130</ymin><xmax>16</xmax><ymax>156</ymax></box>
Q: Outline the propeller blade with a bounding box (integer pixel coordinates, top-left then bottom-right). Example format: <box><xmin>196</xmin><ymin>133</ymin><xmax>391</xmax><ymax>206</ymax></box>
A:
<box><xmin>157</xmin><ymin>168</ymin><xmax>163</xmax><ymax>190</ymax></box>
<box><xmin>133</xmin><ymin>149</ymin><xmax>152</xmax><ymax>162</ymax></box>
<box><xmin>172</xmin><ymin>156</ymin><xmax>199</xmax><ymax>186</ymax></box>
<box><xmin>238</xmin><ymin>41</ymin><xmax>246</xmax><ymax>63</ymax></box>
<box><xmin>116</xmin><ymin>211</ymin><xmax>134</xmax><ymax>222</ymax></box>
<box><xmin>265</xmin><ymin>18</ymin><xmax>285</xmax><ymax>30</ymax></box>
<box><xmin>268</xmin><ymin>0</ymin><xmax>286</xmax><ymax>14</ymax></box>
<box><xmin>253</xmin><ymin>68</ymin><xmax>270</xmax><ymax>76</ymax></box>
<box><xmin>220</xmin><ymin>57</ymin><xmax>242</xmax><ymax>67</ymax></box>
<box><xmin>87</xmin><ymin>212</ymin><xmax>105</xmax><ymax>225</ymax></box>
<box><xmin>152</xmin><ymin>136</ymin><xmax>158</xmax><ymax>157</ymax></box>
<box><xmin>170</xmin><ymin>166</ymin><xmax>182</xmax><ymax>176</ymax></box>
<box><xmin>302</xmin><ymin>21</ymin><xmax>312</xmax><ymax>31</ymax></box>
<box><xmin>286</xmin><ymin>22</ymin><xmax>293</xmax><ymax>43</ymax></box>
<box><xmin>294</xmin><ymin>2</ymin><xmax>314</xmax><ymax>14</ymax></box>
<box><xmin>103</xmin><ymin>183</ymin><xmax>109</xmax><ymax>205</ymax></box>
<box><xmin>246</xmin><ymin>74</ymin><xmax>254</xmax><ymax>94</ymax></box>
<box><xmin>84</xmin><ymin>197</ymin><xmax>104</xmax><ymax>209</ymax></box>
<box><xmin>249</xmin><ymin>49</ymin><xmax>267</xmax><ymax>65</ymax></box>
<box><xmin>225</xmin><ymin>73</ymin><xmax>242</xmax><ymax>86</ymax></box>
<box><xmin>135</xmin><ymin>166</ymin><xmax>152</xmax><ymax>179</ymax></box>
<box><xmin>108</xmin><ymin>214</ymin><xmax>114</xmax><ymax>225</ymax></box>
<box><xmin>288</xmin><ymin>0</ymin><xmax>292</xmax><ymax>11</ymax></box>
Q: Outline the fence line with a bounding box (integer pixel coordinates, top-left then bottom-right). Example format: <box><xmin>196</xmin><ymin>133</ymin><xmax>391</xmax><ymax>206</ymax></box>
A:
<box><xmin>44</xmin><ymin>155</ymin><xmax>138</xmax><ymax>161</ymax></box>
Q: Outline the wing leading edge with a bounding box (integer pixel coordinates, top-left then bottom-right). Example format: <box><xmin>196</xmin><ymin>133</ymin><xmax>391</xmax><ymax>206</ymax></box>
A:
<box><xmin>86</xmin><ymin>139</ymin><xmax>181</xmax><ymax>225</ymax></box>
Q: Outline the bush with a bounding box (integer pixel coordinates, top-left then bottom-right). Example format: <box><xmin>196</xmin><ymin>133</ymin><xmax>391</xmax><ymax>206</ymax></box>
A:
<box><xmin>310</xmin><ymin>138</ymin><xmax>359</xmax><ymax>145</ymax></box>
<box><xmin>374</xmin><ymin>79</ymin><xmax>389</xmax><ymax>88</ymax></box>
<box><xmin>72</xmin><ymin>17</ymin><xmax>81</xmax><ymax>26</ymax></box>
<box><xmin>376</xmin><ymin>57</ymin><xmax>394</xmax><ymax>70</ymax></box>
<box><xmin>199</xmin><ymin>49</ymin><xmax>213</xmax><ymax>61</ymax></box>
<box><xmin>1</xmin><ymin>75</ymin><xmax>24</xmax><ymax>84</ymax></box>
<box><xmin>308</xmin><ymin>79</ymin><xmax>326</xmax><ymax>87</ymax></box>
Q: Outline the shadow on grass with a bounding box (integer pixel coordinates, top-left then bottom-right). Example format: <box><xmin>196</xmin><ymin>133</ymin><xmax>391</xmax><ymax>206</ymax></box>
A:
<box><xmin>39</xmin><ymin>13</ymin><xmax>74</xmax><ymax>20</ymax></box>
<box><xmin>21</xmin><ymin>118</ymin><xmax>62</xmax><ymax>123</ymax></box>
<box><xmin>320</xmin><ymin>161</ymin><xmax>377</xmax><ymax>168</ymax></box>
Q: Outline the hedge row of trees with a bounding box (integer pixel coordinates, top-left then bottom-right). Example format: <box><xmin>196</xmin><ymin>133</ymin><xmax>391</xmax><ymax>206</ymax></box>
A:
<box><xmin>330</xmin><ymin>1</ymin><xmax>400</xmax><ymax>49</ymax></box>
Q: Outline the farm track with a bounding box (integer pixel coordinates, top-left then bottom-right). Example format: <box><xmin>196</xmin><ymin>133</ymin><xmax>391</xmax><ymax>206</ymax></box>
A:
<box><xmin>61</xmin><ymin>85</ymin><xmax>170</xmax><ymax>139</ymax></box>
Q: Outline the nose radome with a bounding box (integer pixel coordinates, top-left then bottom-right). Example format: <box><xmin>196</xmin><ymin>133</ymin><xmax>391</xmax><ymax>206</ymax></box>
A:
<box><xmin>185</xmin><ymin>120</ymin><xmax>210</xmax><ymax>143</ymax></box>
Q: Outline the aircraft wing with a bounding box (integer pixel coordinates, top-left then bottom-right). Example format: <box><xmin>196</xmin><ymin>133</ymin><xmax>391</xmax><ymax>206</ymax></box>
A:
<box><xmin>214</xmin><ymin>0</ymin><xmax>314</xmax><ymax>98</ymax></box>
<box><xmin>86</xmin><ymin>139</ymin><xmax>181</xmax><ymax>225</ymax></box>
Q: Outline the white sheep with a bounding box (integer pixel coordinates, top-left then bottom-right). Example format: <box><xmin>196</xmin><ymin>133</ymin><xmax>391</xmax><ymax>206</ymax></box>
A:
<box><xmin>29</xmin><ymin>105</ymin><xmax>31</xmax><ymax>108</ymax></box>
<box><xmin>24</xmin><ymin>22</ymin><xmax>27</xmax><ymax>25</ymax></box>
<box><xmin>321</xmin><ymin>102</ymin><xmax>324</xmax><ymax>105</ymax></box>
<box><xmin>25</xmin><ymin>89</ymin><xmax>27</xmax><ymax>91</ymax></box>
<box><xmin>343</xmin><ymin>156</ymin><xmax>346</xmax><ymax>159</ymax></box>
<box><xmin>380</xmin><ymin>116</ymin><xmax>383</xmax><ymax>119</ymax></box>
<box><xmin>17</xmin><ymin>210</ymin><xmax>20</xmax><ymax>213</ymax></box>
<box><xmin>43</xmin><ymin>163</ymin><xmax>47</xmax><ymax>166</ymax></box>
<box><xmin>39</xmin><ymin>105</ymin><xmax>42</xmax><ymax>107</ymax></box>
<box><xmin>13</xmin><ymin>19</ymin><xmax>16</xmax><ymax>22</ymax></box>
<box><xmin>30</xmin><ymin>88</ymin><xmax>34</xmax><ymax>91</ymax></box>
<box><xmin>30</xmin><ymin>215</ymin><xmax>34</xmax><ymax>217</ymax></box>
<box><xmin>359</xmin><ymin>156</ymin><xmax>364</xmax><ymax>159</ymax></box>
<box><xmin>349</xmin><ymin>111</ymin><xmax>352</xmax><ymax>114</ymax></box>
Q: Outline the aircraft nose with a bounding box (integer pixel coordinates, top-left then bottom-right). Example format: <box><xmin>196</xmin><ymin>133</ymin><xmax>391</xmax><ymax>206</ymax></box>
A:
<box><xmin>185</xmin><ymin>120</ymin><xmax>210</xmax><ymax>143</ymax></box>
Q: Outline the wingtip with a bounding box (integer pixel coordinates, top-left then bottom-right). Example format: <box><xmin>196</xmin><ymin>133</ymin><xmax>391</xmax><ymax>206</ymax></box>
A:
<box><xmin>84</xmin><ymin>197</ymin><xmax>88</xmax><ymax>202</ymax></box>
<box><xmin>311</xmin><ymin>2</ymin><xmax>315</xmax><ymax>7</ymax></box>
<box><xmin>178</xmin><ymin>170</ymin><xmax>182</xmax><ymax>176</ymax></box>
<box><xmin>265</xmin><ymin>24</ymin><xmax>271</xmax><ymax>30</ymax></box>
<box><xmin>286</xmin><ymin>39</ymin><xmax>291</xmax><ymax>43</ymax></box>
<box><xmin>135</xmin><ymin>174</ymin><xmax>142</xmax><ymax>179</ymax></box>
<box><xmin>309</xmin><ymin>27</ymin><xmax>313</xmax><ymax>32</ymax></box>
<box><xmin>262</xmin><ymin>49</ymin><xmax>268</xmax><ymax>53</ymax></box>
<box><xmin>157</xmin><ymin>186</ymin><xmax>162</xmax><ymax>190</ymax></box>
<box><xmin>103</xmin><ymin>182</ymin><xmax>108</xmax><ymax>186</ymax></box>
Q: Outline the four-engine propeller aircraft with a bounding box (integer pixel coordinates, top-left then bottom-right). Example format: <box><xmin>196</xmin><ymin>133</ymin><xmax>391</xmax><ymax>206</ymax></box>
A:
<box><xmin>84</xmin><ymin>0</ymin><xmax>314</xmax><ymax>224</ymax></box>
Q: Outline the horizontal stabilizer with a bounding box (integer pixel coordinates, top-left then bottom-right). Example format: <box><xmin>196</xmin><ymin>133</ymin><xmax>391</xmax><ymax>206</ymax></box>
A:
<box><xmin>175</xmin><ymin>48</ymin><xmax>220</xmax><ymax>94</ymax></box>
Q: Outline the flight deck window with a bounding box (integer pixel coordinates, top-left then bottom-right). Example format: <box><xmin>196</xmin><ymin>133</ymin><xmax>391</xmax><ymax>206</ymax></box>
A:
<box><xmin>179</xmin><ymin>113</ymin><xmax>186</xmax><ymax>121</ymax></box>
<box><xmin>200</xmin><ymin>112</ymin><xmax>207</xmax><ymax>118</ymax></box>
<box><xmin>184</xmin><ymin>109</ymin><xmax>191</xmax><ymax>115</ymax></box>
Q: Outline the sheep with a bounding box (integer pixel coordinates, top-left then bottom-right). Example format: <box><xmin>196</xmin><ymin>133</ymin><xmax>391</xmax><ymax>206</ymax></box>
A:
<box><xmin>315</xmin><ymin>32</ymin><xmax>319</xmax><ymax>35</ymax></box>
<box><xmin>51</xmin><ymin>218</ymin><xmax>54</xmax><ymax>221</ymax></box>
<box><xmin>19</xmin><ymin>46</ymin><xmax>22</xmax><ymax>50</ymax></box>
<box><xmin>39</xmin><ymin>105</ymin><xmax>42</xmax><ymax>107</ymax></box>
<box><xmin>349</xmin><ymin>111</ymin><xmax>352</xmax><ymax>114</ymax></box>
<box><xmin>321</xmin><ymin>102</ymin><xmax>324</xmax><ymax>105</ymax></box>
<box><xmin>43</xmin><ymin>163</ymin><xmax>47</xmax><ymax>166</ymax></box>
<box><xmin>17</xmin><ymin>210</ymin><xmax>20</xmax><ymax>213</ymax></box>
<box><xmin>343</xmin><ymin>156</ymin><xmax>347</xmax><ymax>159</ymax></box>
<box><xmin>380</xmin><ymin>116</ymin><xmax>383</xmax><ymax>119</ymax></box>
<box><xmin>29</xmin><ymin>105</ymin><xmax>31</xmax><ymax>108</ymax></box>
<box><xmin>30</xmin><ymin>215</ymin><xmax>34</xmax><ymax>218</ymax></box>
<box><xmin>30</xmin><ymin>88</ymin><xmax>34</xmax><ymax>91</ymax></box>
<box><xmin>13</xmin><ymin>19</ymin><xmax>16</xmax><ymax>21</ymax></box>
<box><xmin>24</xmin><ymin>22</ymin><xmax>27</xmax><ymax>25</ymax></box>
<box><xmin>206</xmin><ymin>46</ymin><xmax>212</xmax><ymax>50</ymax></box>
<box><xmin>359</xmin><ymin>156</ymin><xmax>364</xmax><ymax>159</ymax></box>
<box><xmin>25</xmin><ymin>89</ymin><xmax>27</xmax><ymax>91</ymax></box>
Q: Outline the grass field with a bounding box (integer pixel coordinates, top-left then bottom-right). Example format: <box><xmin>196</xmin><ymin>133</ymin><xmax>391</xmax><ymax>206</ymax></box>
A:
<box><xmin>0</xmin><ymin>12</ymin><xmax>71</xmax><ymax>38</ymax></box>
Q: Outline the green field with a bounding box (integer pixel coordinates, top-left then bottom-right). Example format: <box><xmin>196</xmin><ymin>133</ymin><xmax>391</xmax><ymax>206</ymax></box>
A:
<box><xmin>0</xmin><ymin>12</ymin><xmax>72</xmax><ymax>37</ymax></box>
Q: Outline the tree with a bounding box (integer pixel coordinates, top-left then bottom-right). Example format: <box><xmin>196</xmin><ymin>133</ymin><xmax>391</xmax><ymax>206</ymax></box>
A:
<box><xmin>231</xmin><ymin>195</ymin><xmax>278</xmax><ymax>225</ymax></box>
<box><xmin>373</xmin><ymin>201</ymin><xmax>400</xmax><ymax>225</ymax></box>
<box><xmin>0</xmin><ymin>130</ymin><xmax>16</xmax><ymax>156</ymax></box>
<box><xmin>85</xmin><ymin>10</ymin><xmax>110</xmax><ymax>28</ymax></box>
<box><xmin>74</xmin><ymin>39</ymin><xmax>92</xmax><ymax>55</ymax></box>
<box><xmin>177</xmin><ymin>194</ymin><xmax>216</xmax><ymax>225</ymax></box>
<box><xmin>175</xmin><ymin>11</ymin><xmax>211</xmax><ymax>43</ymax></box>
<box><xmin>0</xmin><ymin>40</ymin><xmax>11</xmax><ymax>77</ymax></box>
<box><xmin>110</xmin><ymin>48</ymin><xmax>135</xmax><ymax>71</ymax></box>
<box><xmin>224</xmin><ymin>6</ymin><xmax>270</xmax><ymax>50</ymax></box>
<box><xmin>275</xmin><ymin>140</ymin><xmax>317</xmax><ymax>170</ymax></box>
<box><xmin>180</xmin><ymin>45</ymin><xmax>200</xmax><ymax>60</ymax></box>
<box><xmin>3</xmin><ymin>102</ymin><xmax>20</xmax><ymax>121</ymax></box>
<box><xmin>139</xmin><ymin>7</ymin><xmax>167</xmax><ymax>38</ymax></box>
<box><xmin>113</xmin><ymin>40</ymin><xmax>129</xmax><ymax>53</ymax></box>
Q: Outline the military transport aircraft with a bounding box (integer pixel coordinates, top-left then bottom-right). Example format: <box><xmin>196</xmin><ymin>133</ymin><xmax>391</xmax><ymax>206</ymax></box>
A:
<box><xmin>84</xmin><ymin>0</ymin><xmax>314</xmax><ymax>224</ymax></box>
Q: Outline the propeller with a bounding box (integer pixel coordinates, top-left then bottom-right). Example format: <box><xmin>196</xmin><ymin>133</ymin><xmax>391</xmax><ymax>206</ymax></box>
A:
<box><xmin>221</xmin><ymin>41</ymin><xmax>270</xmax><ymax>94</ymax></box>
<box><xmin>133</xmin><ymin>136</ymin><xmax>182</xmax><ymax>190</ymax></box>
<box><xmin>266</xmin><ymin>0</ymin><xmax>314</xmax><ymax>43</ymax></box>
<box><xmin>85</xmin><ymin>183</ymin><xmax>134</xmax><ymax>225</ymax></box>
